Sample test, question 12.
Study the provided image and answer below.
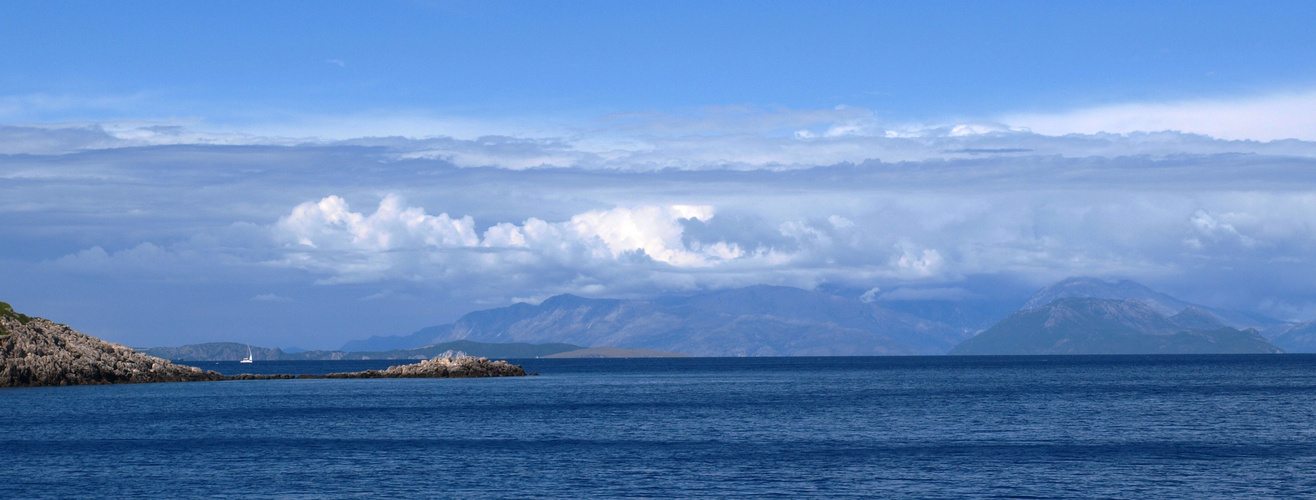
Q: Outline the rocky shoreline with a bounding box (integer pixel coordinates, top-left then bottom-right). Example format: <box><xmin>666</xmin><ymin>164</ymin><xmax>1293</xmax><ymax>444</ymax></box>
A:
<box><xmin>1</xmin><ymin>302</ymin><xmax>525</xmax><ymax>388</ymax></box>
<box><xmin>223</xmin><ymin>356</ymin><xmax>526</xmax><ymax>380</ymax></box>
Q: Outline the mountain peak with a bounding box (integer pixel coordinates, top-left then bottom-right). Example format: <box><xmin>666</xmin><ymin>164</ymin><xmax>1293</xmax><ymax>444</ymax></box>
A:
<box><xmin>1169</xmin><ymin>307</ymin><xmax>1227</xmax><ymax>330</ymax></box>
<box><xmin>344</xmin><ymin>285</ymin><xmax>966</xmax><ymax>356</ymax></box>
<box><xmin>951</xmin><ymin>296</ymin><xmax>1282</xmax><ymax>355</ymax></box>
<box><xmin>1024</xmin><ymin>277</ymin><xmax>1280</xmax><ymax>329</ymax></box>
<box><xmin>1025</xmin><ymin>277</ymin><xmax>1187</xmax><ymax>316</ymax></box>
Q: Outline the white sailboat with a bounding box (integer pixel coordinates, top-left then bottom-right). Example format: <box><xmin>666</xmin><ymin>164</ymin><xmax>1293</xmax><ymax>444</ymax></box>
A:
<box><xmin>240</xmin><ymin>344</ymin><xmax>254</xmax><ymax>363</ymax></box>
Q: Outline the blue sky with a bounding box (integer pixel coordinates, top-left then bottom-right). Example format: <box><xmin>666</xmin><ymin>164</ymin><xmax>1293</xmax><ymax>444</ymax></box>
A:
<box><xmin>4</xmin><ymin>1</ymin><xmax>1316</xmax><ymax>348</ymax></box>
<box><xmin>6</xmin><ymin>1</ymin><xmax>1316</xmax><ymax>125</ymax></box>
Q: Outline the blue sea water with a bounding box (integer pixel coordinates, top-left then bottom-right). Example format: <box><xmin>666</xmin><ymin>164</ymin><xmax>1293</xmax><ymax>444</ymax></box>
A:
<box><xmin>5</xmin><ymin>355</ymin><xmax>1316</xmax><ymax>498</ymax></box>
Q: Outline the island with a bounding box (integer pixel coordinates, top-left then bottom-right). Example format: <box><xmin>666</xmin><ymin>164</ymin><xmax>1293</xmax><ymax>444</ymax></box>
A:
<box><xmin>0</xmin><ymin>302</ymin><xmax>524</xmax><ymax>388</ymax></box>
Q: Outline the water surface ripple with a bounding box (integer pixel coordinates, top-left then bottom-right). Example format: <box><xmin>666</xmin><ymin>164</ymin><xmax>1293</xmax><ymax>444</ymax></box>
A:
<box><xmin>4</xmin><ymin>355</ymin><xmax>1316</xmax><ymax>498</ymax></box>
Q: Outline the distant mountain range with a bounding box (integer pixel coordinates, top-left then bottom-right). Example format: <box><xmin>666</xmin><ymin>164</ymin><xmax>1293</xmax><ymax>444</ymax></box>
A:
<box><xmin>328</xmin><ymin>277</ymin><xmax>1309</xmax><ymax>356</ymax></box>
<box><xmin>1265</xmin><ymin>321</ymin><xmax>1316</xmax><ymax>352</ymax></box>
<box><xmin>343</xmin><ymin>285</ymin><xmax>968</xmax><ymax>357</ymax></box>
<box><xmin>139</xmin><ymin>340</ymin><xmax>585</xmax><ymax>361</ymax></box>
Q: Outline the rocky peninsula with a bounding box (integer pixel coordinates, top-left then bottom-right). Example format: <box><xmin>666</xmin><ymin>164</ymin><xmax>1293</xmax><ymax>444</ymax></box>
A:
<box><xmin>1</xmin><ymin>302</ymin><xmax>524</xmax><ymax>388</ymax></box>
<box><xmin>1</xmin><ymin>302</ymin><xmax>224</xmax><ymax>387</ymax></box>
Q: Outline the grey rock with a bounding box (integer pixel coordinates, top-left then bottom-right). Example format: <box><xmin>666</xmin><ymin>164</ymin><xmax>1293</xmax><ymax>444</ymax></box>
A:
<box><xmin>1</xmin><ymin>305</ymin><xmax>224</xmax><ymax>387</ymax></box>
<box><xmin>316</xmin><ymin>356</ymin><xmax>526</xmax><ymax>379</ymax></box>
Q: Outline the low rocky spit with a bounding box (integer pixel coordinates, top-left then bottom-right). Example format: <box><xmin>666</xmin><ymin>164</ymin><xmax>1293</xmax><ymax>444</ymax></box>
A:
<box><xmin>225</xmin><ymin>356</ymin><xmax>527</xmax><ymax>380</ymax></box>
<box><xmin>1</xmin><ymin>302</ymin><xmax>524</xmax><ymax>388</ymax></box>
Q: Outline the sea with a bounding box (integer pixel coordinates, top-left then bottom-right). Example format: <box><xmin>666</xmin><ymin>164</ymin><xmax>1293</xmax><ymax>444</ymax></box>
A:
<box><xmin>5</xmin><ymin>355</ymin><xmax>1316</xmax><ymax>498</ymax></box>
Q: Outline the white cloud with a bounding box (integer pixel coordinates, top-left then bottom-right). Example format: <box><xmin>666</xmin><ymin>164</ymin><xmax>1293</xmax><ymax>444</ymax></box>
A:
<box><xmin>1187</xmin><ymin>210</ymin><xmax>1256</xmax><ymax>249</ymax></box>
<box><xmin>51</xmin><ymin>244</ymin><xmax>169</xmax><ymax>273</ymax></box>
<box><xmin>893</xmin><ymin>245</ymin><xmax>944</xmax><ymax>278</ymax></box>
<box><xmin>859</xmin><ymin>287</ymin><xmax>881</xmax><ymax>303</ymax></box>
<box><xmin>567</xmin><ymin>205</ymin><xmax>726</xmax><ymax>266</ymax></box>
<box><xmin>251</xmin><ymin>293</ymin><xmax>293</xmax><ymax>302</ymax></box>
<box><xmin>269</xmin><ymin>196</ymin><xmax>768</xmax><ymax>284</ymax></box>
<box><xmin>1003</xmin><ymin>90</ymin><xmax>1316</xmax><ymax>142</ymax></box>
<box><xmin>245</xmin><ymin>186</ymin><xmax>1316</xmax><ymax>307</ymax></box>
<box><xmin>278</xmin><ymin>194</ymin><xmax>480</xmax><ymax>252</ymax></box>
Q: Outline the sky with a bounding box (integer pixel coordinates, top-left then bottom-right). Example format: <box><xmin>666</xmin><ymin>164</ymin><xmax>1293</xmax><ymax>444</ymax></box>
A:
<box><xmin>4</xmin><ymin>1</ymin><xmax>1316</xmax><ymax>348</ymax></box>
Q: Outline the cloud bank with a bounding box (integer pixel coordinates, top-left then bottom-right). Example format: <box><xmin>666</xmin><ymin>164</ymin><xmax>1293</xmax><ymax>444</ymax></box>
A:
<box><xmin>8</xmin><ymin>90</ymin><xmax>1316</xmax><ymax>346</ymax></box>
<box><xmin>7</xmin><ymin>90</ymin><xmax>1316</xmax><ymax>170</ymax></box>
<box><xmin>22</xmin><ymin>149</ymin><xmax>1316</xmax><ymax>327</ymax></box>
<box><xmin>1005</xmin><ymin>90</ymin><xmax>1316</xmax><ymax>142</ymax></box>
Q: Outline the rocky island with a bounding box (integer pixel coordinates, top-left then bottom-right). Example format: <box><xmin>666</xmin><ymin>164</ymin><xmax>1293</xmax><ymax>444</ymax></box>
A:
<box><xmin>1</xmin><ymin>302</ymin><xmax>524</xmax><ymax>388</ymax></box>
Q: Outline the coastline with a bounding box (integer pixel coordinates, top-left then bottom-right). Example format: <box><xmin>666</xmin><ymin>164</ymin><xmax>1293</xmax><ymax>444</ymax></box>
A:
<box><xmin>1</xmin><ymin>304</ymin><xmax>524</xmax><ymax>388</ymax></box>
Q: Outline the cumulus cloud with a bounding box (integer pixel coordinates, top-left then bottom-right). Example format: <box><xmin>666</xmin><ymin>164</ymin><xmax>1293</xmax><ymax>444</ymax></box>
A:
<box><xmin>278</xmin><ymin>194</ymin><xmax>480</xmax><ymax>251</ymax></box>
<box><xmin>1186</xmin><ymin>210</ymin><xmax>1257</xmax><ymax>249</ymax></box>
<box><xmin>51</xmin><ymin>243</ymin><xmax>173</xmax><ymax>274</ymax></box>
<box><xmin>245</xmin><ymin>183</ymin><xmax>1316</xmax><ymax>310</ymax></box>
<box><xmin>269</xmin><ymin>195</ymin><xmax>773</xmax><ymax>286</ymax></box>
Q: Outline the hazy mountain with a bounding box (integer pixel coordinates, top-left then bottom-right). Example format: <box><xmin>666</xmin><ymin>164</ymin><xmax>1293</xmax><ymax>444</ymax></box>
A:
<box><xmin>1167</xmin><ymin>307</ymin><xmax>1228</xmax><ymax>331</ymax></box>
<box><xmin>340</xmin><ymin>279</ymin><xmax>1296</xmax><ymax>357</ymax></box>
<box><xmin>949</xmin><ymin>297</ymin><xmax>1282</xmax><ymax>355</ymax></box>
<box><xmin>873</xmin><ymin>298</ymin><xmax>1023</xmax><ymax>336</ymax></box>
<box><xmin>542</xmin><ymin>347</ymin><xmax>691</xmax><ymax>358</ymax></box>
<box><xmin>139</xmin><ymin>342</ymin><xmax>283</xmax><ymax>362</ymax></box>
<box><xmin>1265</xmin><ymin>321</ymin><xmax>1316</xmax><ymax>353</ymax></box>
<box><xmin>344</xmin><ymin>285</ymin><xmax>966</xmax><ymax>356</ymax></box>
<box><xmin>1025</xmin><ymin>277</ymin><xmax>1282</xmax><ymax>328</ymax></box>
<box><xmin>341</xmin><ymin>324</ymin><xmax>455</xmax><ymax>352</ymax></box>
<box><xmin>820</xmin><ymin>276</ymin><xmax>1039</xmax><ymax>335</ymax></box>
<box><xmin>141</xmin><ymin>340</ymin><xmax>582</xmax><ymax>361</ymax></box>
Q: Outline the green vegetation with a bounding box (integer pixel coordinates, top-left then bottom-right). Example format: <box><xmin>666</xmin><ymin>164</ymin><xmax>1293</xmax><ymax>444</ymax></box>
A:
<box><xmin>0</xmin><ymin>301</ymin><xmax>34</xmax><ymax>335</ymax></box>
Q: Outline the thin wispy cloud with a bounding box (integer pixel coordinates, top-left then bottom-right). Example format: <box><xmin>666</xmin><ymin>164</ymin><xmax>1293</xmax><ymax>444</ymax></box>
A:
<box><xmin>1003</xmin><ymin>90</ymin><xmax>1316</xmax><ymax>141</ymax></box>
<box><xmin>7</xmin><ymin>98</ymin><xmax>1316</xmax><ymax>168</ymax></box>
<box><xmin>251</xmin><ymin>293</ymin><xmax>293</xmax><ymax>302</ymax></box>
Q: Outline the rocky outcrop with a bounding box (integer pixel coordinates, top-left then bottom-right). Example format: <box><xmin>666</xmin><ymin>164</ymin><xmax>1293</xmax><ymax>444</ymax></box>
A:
<box><xmin>1</xmin><ymin>302</ymin><xmax>224</xmax><ymax>387</ymax></box>
<box><xmin>318</xmin><ymin>355</ymin><xmax>526</xmax><ymax>378</ymax></box>
<box><xmin>217</xmin><ymin>355</ymin><xmax>523</xmax><ymax>378</ymax></box>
